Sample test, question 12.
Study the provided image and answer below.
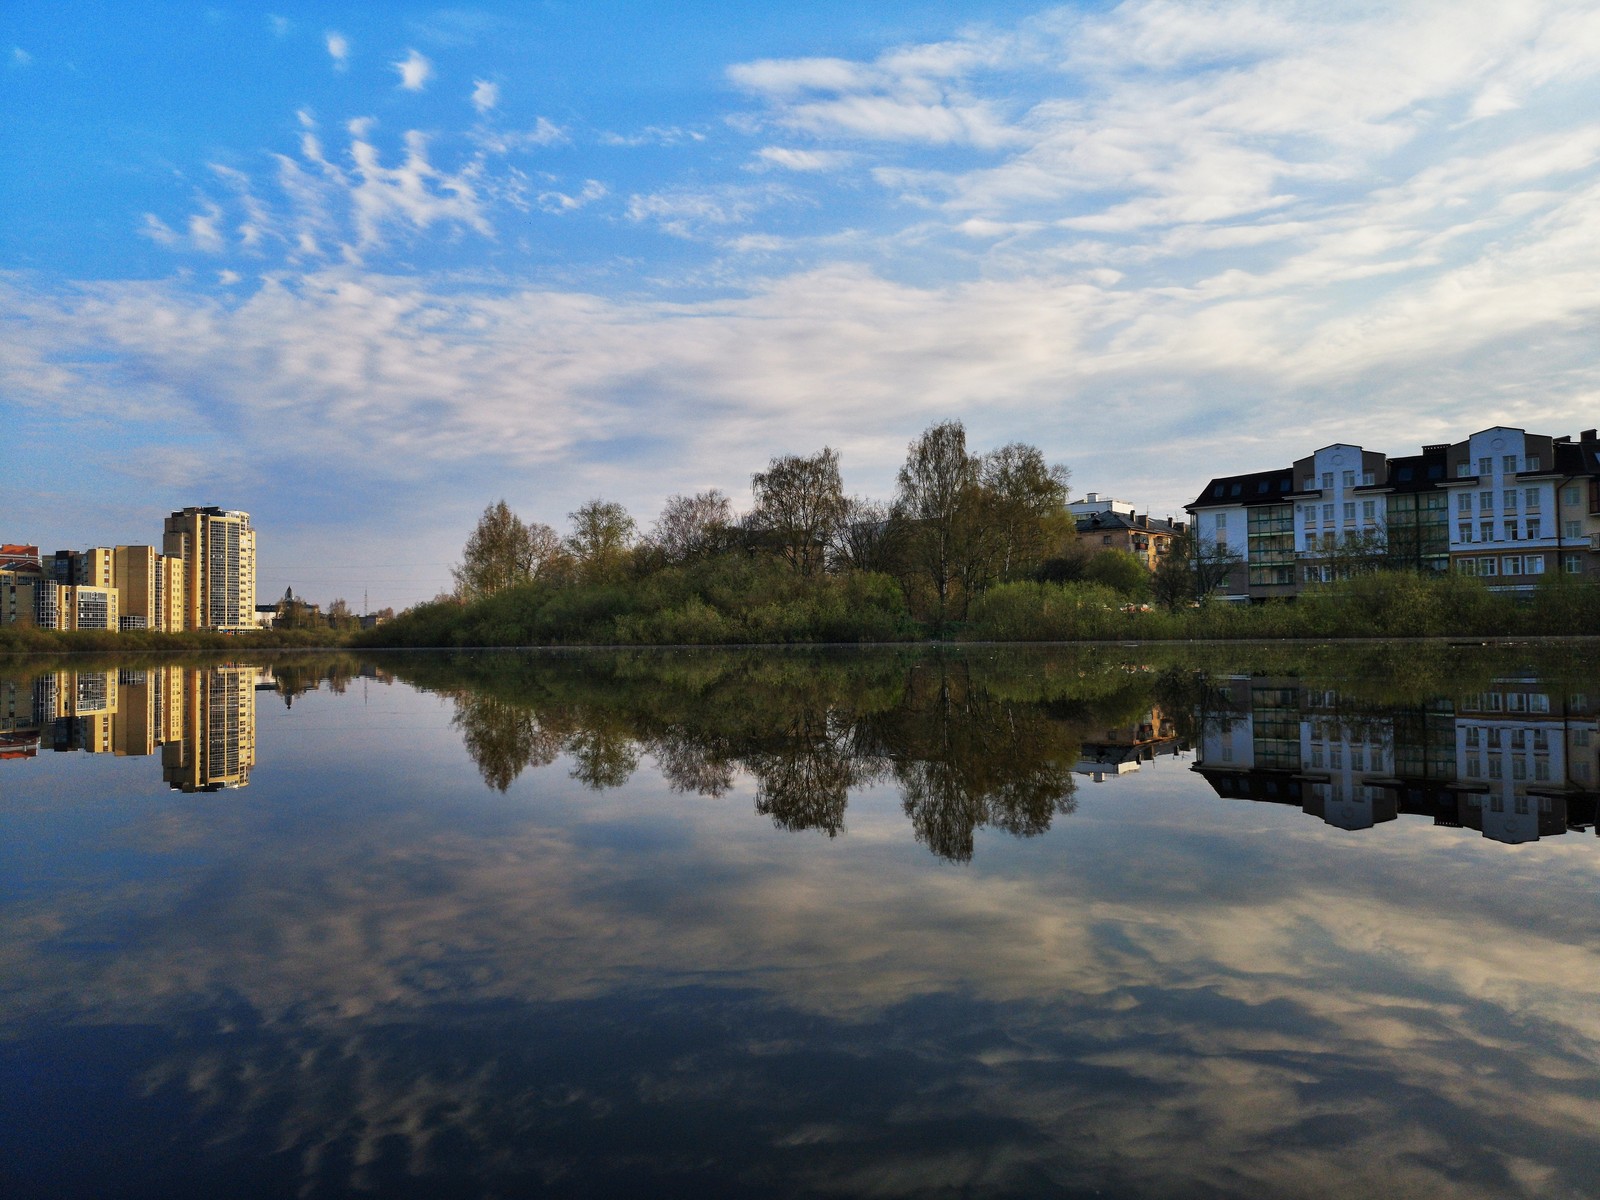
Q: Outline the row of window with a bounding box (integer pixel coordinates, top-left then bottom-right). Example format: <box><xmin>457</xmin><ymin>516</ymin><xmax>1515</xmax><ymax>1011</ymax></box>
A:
<box><xmin>1463</xmin><ymin>755</ymin><xmax>1553</xmax><ymax>781</ymax></box>
<box><xmin>1457</xmin><ymin>488</ymin><xmax>1545</xmax><ymax>513</ymax></box>
<box><xmin>1457</xmin><ymin>555</ymin><xmax>1548</xmax><ymax>577</ymax></box>
<box><xmin>1304</xmin><ymin>469</ymin><xmax>1377</xmax><ymax>490</ymax></box>
<box><xmin>1301</xmin><ymin>500</ymin><xmax>1380</xmax><ymax>524</ymax></box>
<box><xmin>1464</xmin><ymin>727</ymin><xmax>1552</xmax><ymax>750</ymax></box>
<box><xmin>1457</xmin><ymin>520</ymin><xmax>1545</xmax><ymax>542</ymax></box>
<box><xmin>1458</xmin><ymin>454</ymin><xmax>1541</xmax><ymax>476</ymax></box>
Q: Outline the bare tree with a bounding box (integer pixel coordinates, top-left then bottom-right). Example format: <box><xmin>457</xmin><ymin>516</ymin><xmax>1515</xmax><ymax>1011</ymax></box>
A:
<box><xmin>566</xmin><ymin>499</ymin><xmax>637</xmax><ymax>581</ymax></box>
<box><xmin>453</xmin><ymin>499</ymin><xmax>555</xmax><ymax>600</ymax></box>
<box><xmin>896</xmin><ymin>421</ymin><xmax>978</xmax><ymax>623</ymax></box>
<box><xmin>650</xmin><ymin>489</ymin><xmax>733</xmax><ymax>565</ymax></box>
<box><xmin>749</xmin><ymin>447</ymin><xmax>849</xmax><ymax>575</ymax></box>
<box><xmin>830</xmin><ymin>496</ymin><xmax>902</xmax><ymax>574</ymax></box>
<box><xmin>978</xmin><ymin>443</ymin><xmax>1072</xmax><ymax>580</ymax></box>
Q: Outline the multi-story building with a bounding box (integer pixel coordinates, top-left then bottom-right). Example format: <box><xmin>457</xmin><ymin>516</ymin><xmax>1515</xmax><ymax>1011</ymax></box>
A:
<box><xmin>163</xmin><ymin>507</ymin><xmax>257</xmax><ymax>632</ymax></box>
<box><xmin>1071</xmin><ymin>494</ymin><xmax>1188</xmax><ymax>571</ymax></box>
<box><xmin>112</xmin><ymin>545</ymin><xmax>185</xmax><ymax>632</ymax></box>
<box><xmin>1188</xmin><ymin>427</ymin><xmax>1600</xmax><ymax>601</ymax></box>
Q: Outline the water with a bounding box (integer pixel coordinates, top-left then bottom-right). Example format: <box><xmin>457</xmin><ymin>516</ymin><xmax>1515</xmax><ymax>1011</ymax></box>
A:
<box><xmin>2</xmin><ymin>646</ymin><xmax>1597</xmax><ymax>1199</ymax></box>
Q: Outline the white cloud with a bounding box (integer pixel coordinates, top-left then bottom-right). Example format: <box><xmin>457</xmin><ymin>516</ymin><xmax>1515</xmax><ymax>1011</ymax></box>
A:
<box><xmin>474</xmin><ymin>117</ymin><xmax>567</xmax><ymax>154</ymax></box>
<box><xmin>11</xmin><ymin>46</ymin><xmax>32</xmax><ymax>67</ymax></box>
<box><xmin>538</xmin><ymin>180</ymin><xmax>607</xmax><ymax>214</ymax></box>
<box><xmin>325</xmin><ymin>31</ymin><xmax>349</xmax><ymax>70</ymax></box>
<box><xmin>393</xmin><ymin>48</ymin><xmax>433</xmax><ymax>92</ymax></box>
<box><xmin>599</xmin><ymin>125</ymin><xmax>707</xmax><ymax>148</ymax></box>
<box><xmin>753</xmin><ymin>147</ymin><xmax>854</xmax><ymax>172</ymax></box>
<box><xmin>267</xmin><ymin>14</ymin><xmax>291</xmax><ymax>39</ymax></box>
<box><xmin>471</xmin><ymin>79</ymin><xmax>499</xmax><ymax>114</ymax></box>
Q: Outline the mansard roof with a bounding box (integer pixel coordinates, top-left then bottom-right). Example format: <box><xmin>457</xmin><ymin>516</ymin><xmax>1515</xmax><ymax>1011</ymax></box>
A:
<box><xmin>1188</xmin><ymin>467</ymin><xmax>1295</xmax><ymax>511</ymax></box>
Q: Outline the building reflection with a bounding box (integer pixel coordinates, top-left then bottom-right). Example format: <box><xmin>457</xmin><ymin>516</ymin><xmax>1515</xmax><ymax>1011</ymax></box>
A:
<box><xmin>1193</xmin><ymin>676</ymin><xmax>1600</xmax><ymax>843</ymax></box>
<box><xmin>1074</xmin><ymin>705</ymin><xmax>1185</xmax><ymax>782</ymax></box>
<box><xmin>0</xmin><ymin>665</ymin><xmax>258</xmax><ymax>791</ymax></box>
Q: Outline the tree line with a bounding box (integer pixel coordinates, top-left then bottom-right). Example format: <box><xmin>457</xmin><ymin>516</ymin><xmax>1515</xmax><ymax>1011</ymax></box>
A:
<box><xmin>444</xmin><ymin>419</ymin><xmax>1176</xmax><ymax>632</ymax></box>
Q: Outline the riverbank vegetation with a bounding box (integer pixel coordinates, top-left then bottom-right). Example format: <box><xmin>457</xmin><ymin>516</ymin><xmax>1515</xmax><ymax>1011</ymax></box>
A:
<box><xmin>358</xmin><ymin>419</ymin><xmax>1600</xmax><ymax>648</ymax></box>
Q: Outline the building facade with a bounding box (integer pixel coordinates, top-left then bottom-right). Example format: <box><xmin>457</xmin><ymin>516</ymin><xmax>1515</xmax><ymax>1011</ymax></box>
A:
<box><xmin>1188</xmin><ymin>427</ymin><xmax>1600</xmax><ymax>601</ymax></box>
<box><xmin>163</xmin><ymin>507</ymin><xmax>257</xmax><ymax>632</ymax></box>
<box><xmin>1071</xmin><ymin>496</ymin><xmax>1188</xmax><ymax>571</ymax></box>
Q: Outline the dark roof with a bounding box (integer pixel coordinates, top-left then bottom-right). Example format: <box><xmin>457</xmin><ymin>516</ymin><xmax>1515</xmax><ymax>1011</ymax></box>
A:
<box><xmin>1383</xmin><ymin>445</ymin><xmax>1448</xmax><ymax>492</ymax></box>
<box><xmin>1075</xmin><ymin>510</ymin><xmax>1185</xmax><ymax>536</ymax></box>
<box><xmin>1188</xmin><ymin>467</ymin><xmax>1295</xmax><ymax>511</ymax></box>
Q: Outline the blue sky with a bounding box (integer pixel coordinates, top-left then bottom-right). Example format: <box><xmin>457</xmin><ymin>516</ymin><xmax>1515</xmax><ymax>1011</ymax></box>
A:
<box><xmin>4</xmin><ymin>1</ymin><xmax>1599</xmax><ymax>608</ymax></box>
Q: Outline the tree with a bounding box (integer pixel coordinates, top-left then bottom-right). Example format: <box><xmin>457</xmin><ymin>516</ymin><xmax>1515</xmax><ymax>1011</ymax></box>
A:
<box><xmin>1082</xmin><ymin>548</ymin><xmax>1151</xmax><ymax>598</ymax></box>
<box><xmin>895</xmin><ymin>421</ymin><xmax>979</xmax><ymax>623</ymax></box>
<box><xmin>566</xmin><ymin>499</ymin><xmax>636</xmax><ymax>581</ymax></box>
<box><xmin>1152</xmin><ymin>528</ymin><xmax>1241</xmax><ymax>609</ymax></box>
<box><xmin>650</xmin><ymin>490</ymin><xmax>733</xmax><ymax>565</ymax></box>
<box><xmin>830</xmin><ymin>496</ymin><xmax>903</xmax><ymax>575</ymax></box>
<box><xmin>749</xmin><ymin>447</ymin><xmax>849</xmax><ymax>575</ymax></box>
<box><xmin>977</xmin><ymin>443</ymin><xmax>1072</xmax><ymax>581</ymax></box>
<box><xmin>453</xmin><ymin>500</ymin><xmax>561</xmax><ymax>600</ymax></box>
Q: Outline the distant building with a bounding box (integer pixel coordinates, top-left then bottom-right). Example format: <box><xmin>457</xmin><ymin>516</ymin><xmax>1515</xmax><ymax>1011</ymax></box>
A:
<box><xmin>163</xmin><ymin>507</ymin><xmax>257</xmax><ymax>632</ymax></box>
<box><xmin>1071</xmin><ymin>495</ymin><xmax>1187</xmax><ymax>570</ymax></box>
<box><xmin>1187</xmin><ymin>427</ymin><xmax>1600</xmax><ymax>601</ymax></box>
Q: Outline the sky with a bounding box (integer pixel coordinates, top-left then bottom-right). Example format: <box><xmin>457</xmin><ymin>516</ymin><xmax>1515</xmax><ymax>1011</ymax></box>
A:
<box><xmin>3</xmin><ymin>0</ymin><xmax>1599</xmax><ymax>609</ymax></box>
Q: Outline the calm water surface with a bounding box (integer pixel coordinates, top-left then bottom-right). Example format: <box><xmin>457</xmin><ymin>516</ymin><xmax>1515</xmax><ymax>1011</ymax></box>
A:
<box><xmin>2</xmin><ymin>646</ymin><xmax>1597</xmax><ymax>1199</ymax></box>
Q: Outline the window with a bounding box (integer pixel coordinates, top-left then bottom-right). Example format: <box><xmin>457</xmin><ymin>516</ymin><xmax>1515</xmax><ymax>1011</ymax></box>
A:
<box><xmin>1525</xmin><ymin>488</ymin><xmax>1541</xmax><ymax>511</ymax></box>
<box><xmin>1215</xmin><ymin>512</ymin><xmax>1228</xmax><ymax>531</ymax></box>
<box><xmin>1343</xmin><ymin>502</ymin><xmax>1356</xmax><ymax>521</ymax></box>
<box><xmin>1465</xmin><ymin>727</ymin><xmax>1480</xmax><ymax>748</ymax></box>
<box><xmin>1487</xmin><ymin>728</ymin><xmax>1502</xmax><ymax>749</ymax></box>
<box><xmin>1102</xmin><ymin>535</ymin><xmax>1112</xmax><ymax>544</ymax></box>
<box><xmin>1350</xmin><ymin>747</ymin><xmax>1365</xmax><ymax>771</ymax></box>
<box><xmin>1303</xmin><ymin>477</ymin><xmax>1315</xmax><ymax>491</ymax></box>
<box><xmin>1563</xmin><ymin>485</ymin><xmax>1580</xmax><ymax>506</ymax></box>
<box><xmin>1565</xmin><ymin>519</ymin><xmax>1583</xmax><ymax>539</ymax></box>
<box><xmin>1527</xmin><ymin>455</ymin><xmax>1541</xmax><ymax>471</ymax></box>
<box><xmin>1322</xmin><ymin>503</ymin><xmax>1334</xmax><ymax>522</ymax></box>
<box><xmin>1363</xmin><ymin>472</ymin><xmax>1375</xmax><ymax>486</ymax></box>
<box><xmin>1532</xmin><ymin>729</ymin><xmax>1548</xmax><ymax>751</ymax></box>
<box><xmin>1489</xmin><ymin>758</ymin><xmax>1503</xmax><ymax>780</ymax></box>
<box><xmin>1321</xmin><ymin>471</ymin><xmax>1333</xmax><ymax>489</ymax></box>
<box><xmin>1534</xmin><ymin>759</ymin><xmax>1551</xmax><ymax>782</ymax></box>
<box><xmin>1526</xmin><ymin>519</ymin><xmax>1541</xmax><ymax>540</ymax></box>
<box><xmin>1458</xmin><ymin>493</ymin><xmax>1472</xmax><ymax>513</ymax></box>
<box><xmin>1505</xmin><ymin>521</ymin><xmax>1519</xmax><ymax>541</ymax></box>
<box><xmin>1362</xmin><ymin>500</ymin><xmax>1376</xmax><ymax>520</ymax></box>
<box><xmin>1504</xmin><ymin>489</ymin><xmax>1518</xmax><ymax>510</ymax></box>
<box><xmin>1479</xmin><ymin>456</ymin><xmax>1493</xmax><ymax>475</ymax></box>
<box><xmin>1459</xmin><ymin>523</ymin><xmax>1473</xmax><ymax>543</ymax></box>
<box><xmin>1480</xmin><ymin>490</ymin><xmax>1494</xmax><ymax>511</ymax></box>
<box><xmin>1504</xmin><ymin>454</ymin><xmax>1518</xmax><ymax>472</ymax></box>
<box><xmin>1513</xmin><ymin>759</ymin><xmax>1527</xmax><ymax>781</ymax></box>
<box><xmin>1480</xmin><ymin>556</ymin><xmax>1498</xmax><ymax>576</ymax></box>
<box><xmin>1505</xmin><ymin>555</ymin><xmax>1522</xmax><ymax>575</ymax></box>
<box><xmin>1565</xmin><ymin>553</ymin><xmax>1583</xmax><ymax>574</ymax></box>
<box><xmin>1458</xmin><ymin>462</ymin><xmax>1472</xmax><ymax>477</ymax></box>
<box><xmin>1527</xmin><ymin>554</ymin><xmax>1544</xmax><ymax>574</ymax></box>
<box><xmin>1342</xmin><ymin>470</ymin><xmax>1355</xmax><ymax>487</ymax></box>
<box><xmin>1330</xmin><ymin>745</ymin><xmax>1342</xmax><ymax>768</ymax></box>
<box><xmin>1481</xmin><ymin>521</ymin><xmax>1495</xmax><ymax>542</ymax></box>
<box><xmin>1466</xmin><ymin>754</ymin><xmax>1482</xmax><ymax>778</ymax></box>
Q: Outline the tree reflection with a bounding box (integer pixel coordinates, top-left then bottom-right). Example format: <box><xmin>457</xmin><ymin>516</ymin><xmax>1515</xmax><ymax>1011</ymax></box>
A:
<box><xmin>409</xmin><ymin>649</ymin><xmax>1149</xmax><ymax>859</ymax></box>
<box><xmin>450</xmin><ymin>692</ymin><xmax>561</xmax><ymax>792</ymax></box>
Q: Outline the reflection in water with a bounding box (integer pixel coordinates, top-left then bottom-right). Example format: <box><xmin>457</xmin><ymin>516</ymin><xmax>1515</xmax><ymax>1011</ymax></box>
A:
<box><xmin>3</xmin><ymin>647</ymin><xmax>1600</xmax><ymax>1199</ymax></box>
<box><xmin>1193</xmin><ymin>674</ymin><xmax>1600</xmax><ymax>844</ymax></box>
<box><xmin>0</xmin><ymin>665</ymin><xmax>259</xmax><ymax>791</ymax></box>
<box><xmin>432</xmin><ymin>654</ymin><xmax>1122</xmax><ymax>860</ymax></box>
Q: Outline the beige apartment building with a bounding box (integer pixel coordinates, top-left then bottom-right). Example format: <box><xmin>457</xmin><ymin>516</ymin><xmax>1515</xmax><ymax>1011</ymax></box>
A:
<box><xmin>113</xmin><ymin>545</ymin><xmax>185</xmax><ymax>632</ymax></box>
<box><xmin>163</xmin><ymin>507</ymin><xmax>257</xmax><ymax>632</ymax></box>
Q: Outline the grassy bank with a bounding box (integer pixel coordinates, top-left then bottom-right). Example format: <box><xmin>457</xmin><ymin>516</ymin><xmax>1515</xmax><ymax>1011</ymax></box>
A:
<box><xmin>355</xmin><ymin>566</ymin><xmax>1600</xmax><ymax>648</ymax></box>
<box><xmin>0</xmin><ymin>624</ymin><xmax>354</xmax><ymax>657</ymax></box>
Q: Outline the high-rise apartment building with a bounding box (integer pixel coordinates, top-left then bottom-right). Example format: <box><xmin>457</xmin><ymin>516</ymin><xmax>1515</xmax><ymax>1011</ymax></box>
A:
<box><xmin>112</xmin><ymin>545</ymin><xmax>185</xmax><ymax>632</ymax></box>
<box><xmin>162</xmin><ymin>507</ymin><xmax>257</xmax><ymax>632</ymax></box>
